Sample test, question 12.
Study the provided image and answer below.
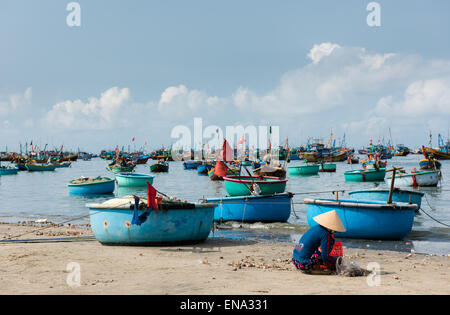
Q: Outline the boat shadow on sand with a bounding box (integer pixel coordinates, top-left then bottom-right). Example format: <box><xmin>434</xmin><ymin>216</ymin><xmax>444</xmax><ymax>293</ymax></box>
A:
<box><xmin>159</xmin><ymin>237</ymin><xmax>258</xmax><ymax>254</ymax></box>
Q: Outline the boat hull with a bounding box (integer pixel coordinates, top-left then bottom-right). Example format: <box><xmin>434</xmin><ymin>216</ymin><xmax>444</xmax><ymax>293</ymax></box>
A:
<box><xmin>288</xmin><ymin>165</ymin><xmax>320</xmax><ymax>176</ymax></box>
<box><xmin>0</xmin><ymin>167</ymin><xmax>19</xmax><ymax>175</ymax></box>
<box><xmin>68</xmin><ymin>179</ymin><xmax>116</xmax><ymax>195</ymax></box>
<box><xmin>115</xmin><ymin>173</ymin><xmax>154</xmax><ymax>187</ymax></box>
<box><xmin>419</xmin><ymin>159</ymin><xmax>441</xmax><ymax>170</ymax></box>
<box><xmin>223</xmin><ymin>176</ymin><xmax>287</xmax><ymax>196</ymax></box>
<box><xmin>305</xmin><ymin>198</ymin><xmax>417</xmax><ymax>240</ymax></box>
<box><xmin>319</xmin><ymin>163</ymin><xmax>336</xmax><ymax>172</ymax></box>
<box><xmin>348</xmin><ymin>189</ymin><xmax>424</xmax><ymax>209</ymax></box>
<box><xmin>386</xmin><ymin>171</ymin><xmax>440</xmax><ymax>187</ymax></box>
<box><xmin>344</xmin><ymin>169</ymin><xmax>386</xmax><ymax>182</ymax></box>
<box><xmin>183</xmin><ymin>161</ymin><xmax>201</xmax><ymax>170</ymax></box>
<box><xmin>88</xmin><ymin>204</ymin><xmax>216</xmax><ymax>245</ymax></box>
<box><xmin>207</xmin><ymin>193</ymin><xmax>292</xmax><ymax>222</ymax></box>
<box><xmin>25</xmin><ymin>164</ymin><xmax>56</xmax><ymax>172</ymax></box>
<box><xmin>149</xmin><ymin>163</ymin><xmax>169</xmax><ymax>173</ymax></box>
<box><xmin>422</xmin><ymin>147</ymin><xmax>450</xmax><ymax>160</ymax></box>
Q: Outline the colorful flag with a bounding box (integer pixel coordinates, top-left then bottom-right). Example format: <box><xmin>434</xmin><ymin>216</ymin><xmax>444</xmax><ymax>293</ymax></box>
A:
<box><xmin>132</xmin><ymin>137</ymin><xmax>135</xmax><ymax>142</ymax></box>
<box><xmin>238</xmin><ymin>136</ymin><xmax>245</xmax><ymax>145</ymax></box>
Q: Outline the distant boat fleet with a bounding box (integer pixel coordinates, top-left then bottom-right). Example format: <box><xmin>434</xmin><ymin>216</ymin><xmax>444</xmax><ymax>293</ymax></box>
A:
<box><xmin>1</xmin><ymin>132</ymin><xmax>448</xmax><ymax>245</ymax></box>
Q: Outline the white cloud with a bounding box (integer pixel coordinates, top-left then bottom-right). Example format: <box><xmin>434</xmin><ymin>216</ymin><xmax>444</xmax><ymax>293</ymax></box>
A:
<box><xmin>0</xmin><ymin>87</ymin><xmax>32</xmax><ymax>116</ymax></box>
<box><xmin>307</xmin><ymin>43</ymin><xmax>341</xmax><ymax>64</ymax></box>
<box><xmin>45</xmin><ymin>87</ymin><xmax>131</xmax><ymax>130</ymax></box>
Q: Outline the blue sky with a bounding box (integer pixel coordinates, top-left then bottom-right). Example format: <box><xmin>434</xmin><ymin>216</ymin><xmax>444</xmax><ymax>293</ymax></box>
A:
<box><xmin>1</xmin><ymin>0</ymin><xmax>450</xmax><ymax>152</ymax></box>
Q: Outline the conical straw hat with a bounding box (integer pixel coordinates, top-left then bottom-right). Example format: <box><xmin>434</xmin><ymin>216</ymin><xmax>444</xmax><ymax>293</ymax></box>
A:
<box><xmin>313</xmin><ymin>210</ymin><xmax>346</xmax><ymax>232</ymax></box>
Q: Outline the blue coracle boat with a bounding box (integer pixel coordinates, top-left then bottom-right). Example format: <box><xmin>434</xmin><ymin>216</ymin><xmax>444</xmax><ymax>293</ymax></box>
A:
<box><xmin>87</xmin><ymin>196</ymin><xmax>217</xmax><ymax>245</ymax></box>
<box><xmin>304</xmin><ymin>198</ymin><xmax>417</xmax><ymax>240</ymax></box>
<box><xmin>183</xmin><ymin>160</ymin><xmax>202</xmax><ymax>170</ymax></box>
<box><xmin>68</xmin><ymin>177</ymin><xmax>115</xmax><ymax>195</ymax></box>
<box><xmin>348</xmin><ymin>189</ymin><xmax>424</xmax><ymax>209</ymax></box>
<box><xmin>0</xmin><ymin>166</ymin><xmax>19</xmax><ymax>175</ymax></box>
<box><xmin>206</xmin><ymin>192</ymin><xmax>293</xmax><ymax>223</ymax></box>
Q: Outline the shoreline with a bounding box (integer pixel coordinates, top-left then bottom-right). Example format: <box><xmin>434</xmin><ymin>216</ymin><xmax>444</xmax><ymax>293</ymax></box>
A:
<box><xmin>1</xmin><ymin>222</ymin><xmax>449</xmax><ymax>295</ymax></box>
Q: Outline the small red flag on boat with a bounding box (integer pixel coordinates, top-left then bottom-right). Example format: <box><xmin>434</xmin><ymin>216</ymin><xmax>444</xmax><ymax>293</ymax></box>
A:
<box><xmin>132</xmin><ymin>137</ymin><xmax>135</xmax><ymax>142</ymax></box>
<box><xmin>220</xmin><ymin>139</ymin><xmax>233</xmax><ymax>162</ymax></box>
<box><xmin>115</xmin><ymin>146</ymin><xmax>119</xmax><ymax>154</ymax></box>
<box><xmin>147</xmin><ymin>182</ymin><xmax>158</xmax><ymax>211</ymax></box>
<box><xmin>238</xmin><ymin>136</ymin><xmax>245</xmax><ymax>145</ymax></box>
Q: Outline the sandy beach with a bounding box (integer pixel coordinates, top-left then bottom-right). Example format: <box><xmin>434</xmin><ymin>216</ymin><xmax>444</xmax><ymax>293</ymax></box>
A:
<box><xmin>0</xmin><ymin>222</ymin><xmax>449</xmax><ymax>295</ymax></box>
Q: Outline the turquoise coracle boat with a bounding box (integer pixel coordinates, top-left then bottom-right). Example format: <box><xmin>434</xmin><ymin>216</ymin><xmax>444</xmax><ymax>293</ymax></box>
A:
<box><xmin>87</xmin><ymin>196</ymin><xmax>217</xmax><ymax>245</ymax></box>
<box><xmin>305</xmin><ymin>198</ymin><xmax>417</xmax><ymax>240</ymax></box>
<box><xmin>115</xmin><ymin>173</ymin><xmax>154</xmax><ymax>187</ymax></box>
<box><xmin>223</xmin><ymin>175</ymin><xmax>287</xmax><ymax>196</ymax></box>
<box><xmin>207</xmin><ymin>192</ymin><xmax>293</xmax><ymax>223</ymax></box>
<box><xmin>344</xmin><ymin>168</ymin><xmax>386</xmax><ymax>182</ymax></box>
<box><xmin>288</xmin><ymin>165</ymin><xmax>319</xmax><ymax>176</ymax></box>
<box><xmin>348</xmin><ymin>189</ymin><xmax>424</xmax><ymax>209</ymax></box>
<box><xmin>0</xmin><ymin>166</ymin><xmax>19</xmax><ymax>175</ymax></box>
<box><xmin>68</xmin><ymin>177</ymin><xmax>115</xmax><ymax>195</ymax></box>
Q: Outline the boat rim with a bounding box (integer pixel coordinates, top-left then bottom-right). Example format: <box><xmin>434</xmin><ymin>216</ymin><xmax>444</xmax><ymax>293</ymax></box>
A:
<box><xmin>115</xmin><ymin>172</ymin><xmax>155</xmax><ymax>178</ymax></box>
<box><xmin>87</xmin><ymin>202</ymin><xmax>218</xmax><ymax>210</ymax></box>
<box><xmin>348</xmin><ymin>189</ymin><xmax>425</xmax><ymax>196</ymax></box>
<box><xmin>223</xmin><ymin>175</ymin><xmax>287</xmax><ymax>184</ymax></box>
<box><xmin>68</xmin><ymin>178</ymin><xmax>115</xmax><ymax>186</ymax></box>
<box><xmin>386</xmin><ymin>170</ymin><xmax>440</xmax><ymax>179</ymax></box>
<box><xmin>206</xmin><ymin>192</ymin><xmax>294</xmax><ymax>201</ymax></box>
<box><xmin>304</xmin><ymin>198</ymin><xmax>418</xmax><ymax>210</ymax></box>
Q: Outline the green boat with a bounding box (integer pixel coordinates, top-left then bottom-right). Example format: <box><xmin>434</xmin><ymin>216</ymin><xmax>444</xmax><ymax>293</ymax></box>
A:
<box><xmin>109</xmin><ymin>165</ymin><xmax>135</xmax><ymax>173</ymax></box>
<box><xmin>150</xmin><ymin>161</ymin><xmax>169</xmax><ymax>173</ymax></box>
<box><xmin>115</xmin><ymin>173</ymin><xmax>155</xmax><ymax>187</ymax></box>
<box><xmin>223</xmin><ymin>175</ymin><xmax>287</xmax><ymax>196</ymax></box>
<box><xmin>344</xmin><ymin>168</ymin><xmax>386</xmax><ymax>182</ymax></box>
<box><xmin>319</xmin><ymin>163</ymin><xmax>336</xmax><ymax>173</ymax></box>
<box><xmin>288</xmin><ymin>164</ymin><xmax>320</xmax><ymax>176</ymax></box>
<box><xmin>25</xmin><ymin>163</ymin><xmax>57</xmax><ymax>172</ymax></box>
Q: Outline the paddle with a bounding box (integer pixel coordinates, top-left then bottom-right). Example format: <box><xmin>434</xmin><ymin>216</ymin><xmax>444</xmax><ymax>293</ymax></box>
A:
<box><xmin>386</xmin><ymin>167</ymin><xmax>403</xmax><ymax>204</ymax></box>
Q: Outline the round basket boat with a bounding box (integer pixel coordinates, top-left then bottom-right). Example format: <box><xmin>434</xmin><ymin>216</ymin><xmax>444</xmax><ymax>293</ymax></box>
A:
<box><xmin>223</xmin><ymin>175</ymin><xmax>287</xmax><ymax>196</ymax></box>
<box><xmin>68</xmin><ymin>177</ymin><xmax>115</xmax><ymax>195</ymax></box>
<box><xmin>115</xmin><ymin>173</ymin><xmax>154</xmax><ymax>187</ymax></box>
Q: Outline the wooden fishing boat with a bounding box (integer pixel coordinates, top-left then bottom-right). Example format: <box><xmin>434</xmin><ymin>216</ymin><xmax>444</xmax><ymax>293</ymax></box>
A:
<box><xmin>197</xmin><ymin>162</ymin><xmax>214</xmax><ymax>175</ymax></box>
<box><xmin>344</xmin><ymin>168</ymin><xmax>386</xmax><ymax>182</ymax></box>
<box><xmin>25</xmin><ymin>163</ymin><xmax>56</xmax><ymax>172</ymax></box>
<box><xmin>422</xmin><ymin>146</ymin><xmax>450</xmax><ymax>160</ymax></box>
<box><xmin>348</xmin><ymin>189</ymin><xmax>424</xmax><ymax>209</ymax></box>
<box><xmin>288</xmin><ymin>164</ymin><xmax>320</xmax><ymax>176</ymax></box>
<box><xmin>223</xmin><ymin>175</ymin><xmax>287</xmax><ymax>196</ymax></box>
<box><xmin>0</xmin><ymin>166</ymin><xmax>19</xmax><ymax>175</ymax></box>
<box><xmin>209</xmin><ymin>163</ymin><xmax>240</xmax><ymax>181</ymax></box>
<box><xmin>87</xmin><ymin>196</ymin><xmax>217</xmax><ymax>245</ymax></box>
<box><xmin>149</xmin><ymin>161</ymin><xmax>169</xmax><ymax>173</ymax></box>
<box><xmin>115</xmin><ymin>173</ymin><xmax>154</xmax><ymax>187</ymax></box>
<box><xmin>68</xmin><ymin>177</ymin><xmax>115</xmax><ymax>195</ymax></box>
<box><xmin>54</xmin><ymin>162</ymin><xmax>72</xmax><ymax>168</ymax></box>
<box><xmin>183</xmin><ymin>160</ymin><xmax>202</xmax><ymax>170</ymax></box>
<box><xmin>300</xmin><ymin>150</ymin><xmax>348</xmax><ymax>163</ymax></box>
<box><xmin>319</xmin><ymin>163</ymin><xmax>336</xmax><ymax>172</ymax></box>
<box><xmin>253</xmin><ymin>165</ymin><xmax>286</xmax><ymax>179</ymax></box>
<box><xmin>109</xmin><ymin>165</ymin><xmax>135</xmax><ymax>173</ymax></box>
<box><xmin>419</xmin><ymin>158</ymin><xmax>441</xmax><ymax>170</ymax></box>
<box><xmin>386</xmin><ymin>170</ymin><xmax>440</xmax><ymax>187</ymax></box>
<box><xmin>305</xmin><ymin>198</ymin><xmax>417</xmax><ymax>240</ymax></box>
<box><xmin>207</xmin><ymin>192</ymin><xmax>293</xmax><ymax>223</ymax></box>
<box><xmin>136</xmin><ymin>155</ymin><xmax>150</xmax><ymax>165</ymax></box>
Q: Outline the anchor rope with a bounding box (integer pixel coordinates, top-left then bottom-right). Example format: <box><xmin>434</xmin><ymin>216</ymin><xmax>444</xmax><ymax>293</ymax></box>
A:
<box><xmin>421</xmin><ymin>194</ymin><xmax>450</xmax><ymax>228</ymax></box>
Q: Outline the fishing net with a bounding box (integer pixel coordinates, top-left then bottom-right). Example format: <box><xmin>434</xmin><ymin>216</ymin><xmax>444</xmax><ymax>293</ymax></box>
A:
<box><xmin>335</xmin><ymin>257</ymin><xmax>371</xmax><ymax>277</ymax></box>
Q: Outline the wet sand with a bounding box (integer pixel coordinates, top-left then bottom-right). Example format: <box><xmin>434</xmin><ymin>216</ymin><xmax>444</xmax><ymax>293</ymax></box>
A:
<box><xmin>0</xmin><ymin>222</ymin><xmax>449</xmax><ymax>295</ymax></box>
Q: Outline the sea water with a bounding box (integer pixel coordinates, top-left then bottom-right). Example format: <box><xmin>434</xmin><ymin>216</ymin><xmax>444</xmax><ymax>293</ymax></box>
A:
<box><xmin>0</xmin><ymin>155</ymin><xmax>448</xmax><ymax>255</ymax></box>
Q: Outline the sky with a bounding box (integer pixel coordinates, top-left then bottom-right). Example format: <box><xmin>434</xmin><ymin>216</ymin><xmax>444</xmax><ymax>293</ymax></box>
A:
<box><xmin>1</xmin><ymin>0</ymin><xmax>450</xmax><ymax>152</ymax></box>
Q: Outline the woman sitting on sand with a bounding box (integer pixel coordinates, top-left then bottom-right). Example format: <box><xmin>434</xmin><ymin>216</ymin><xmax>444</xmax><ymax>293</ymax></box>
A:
<box><xmin>292</xmin><ymin>210</ymin><xmax>346</xmax><ymax>274</ymax></box>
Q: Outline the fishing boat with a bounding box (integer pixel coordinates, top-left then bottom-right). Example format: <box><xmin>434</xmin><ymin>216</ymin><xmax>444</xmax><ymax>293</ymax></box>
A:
<box><xmin>421</xmin><ymin>146</ymin><xmax>450</xmax><ymax>160</ymax></box>
<box><xmin>68</xmin><ymin>177</ymin><xmax>115</xmax><ymax>195</ymax></box>
<box><xmin>149</xmin><ymin>160</ymin><xmax>169</xmax><ymax>173</ymax></box>
<box><xmin>419</xmin><ymin>158</ymin><xmax>441</xmax><ymax>170</ymax></box>
<box><xmin>207</xmin><ymin>192</ymin><xmax>293</xmax><ymax>223</ymax></box>
<box><xmin>183</xmin><ymin>160</ymin><xmax>202</xmax><ymax>170</ymax></box>
<box><xmin>348</xmin><ymin>189</ymin><xmax>424</xmax><ymax>209</ymax></box>
<box><xmin>223</xmin><ymin>175</ymin><xmax>287</xmax><ymax>196</ymax></box>
<box><xmin>347</xmin><ymin>154</ymin><xmax>360</xmax><ymax>164</ymax></box>
<box><xmin>109</xmin><ymin>165</ymin><xmax>135</xmax><ymax>173</ymax></box>
<box><xmin>344</xmin><ymin>168</ymin><xmax>386</xmax><ymax>182</ymax></box>
<box><xmin>305</xmin><ymin>198</ymin><xmax>417</xmax><ymax>240</ymax></box>
<box><xmin>135</xmin><ymin>155</ymin><xmax>150</xmax><ymax>165</ymax></box>
<box><xmin>209</xmin><ymin>162</ymin><xmax>240</xmax><ymax>181</ymax></box>
<box><xmin>300</xmin><ymin>150</ymin><xmax>348</xmax><ymax>163</ymax></box>
<box><xmin>87</xmin><ymin>196</ymin><xmax>217</xmax><ymax>245</ymax></box>
<box><xmin>197</xmin><ymin>162</ymin><xmax>214</xmax><ymax>175</ymax></box>
<box><xmin>115</xmin><ymin>173</ymin><xmax>154</xmax><ymax>187</ymax></box>
<box><xmin>253</xmin><ymin>165</ymin><xmax>286</xmax><ymax>179</ymax></box>
<box><xmin>319</xmin><ymin>163</ymin><xmax>336</xmax><ymax>173</ymax></box>
<box><xmin>386</xmin><ymin>170</ymin><xmax>440</xmax><ymax>187</ymax></box>
<box><xmin>288</xmin><ymin>164</ymin><xmax>320</xmax><ymax>176</ymax></box>
<box><xmin>54</xmin><ymin>162</ymin><xmax>72</xmax><ymax>168</ymax></box>
<box><xmin>25</xmin><ymin>163</ymin><xmax>57</xmax><ymax>172</ymax></box>
<box><xmin>0</xmin><ymin>166</ymin><xmax>19</xmax><ymax>175</ymax></box>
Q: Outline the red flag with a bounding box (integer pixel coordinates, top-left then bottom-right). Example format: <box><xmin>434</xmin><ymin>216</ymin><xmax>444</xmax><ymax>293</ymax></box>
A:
<box><xmin>144</xmin><ymin>141</ymin><xmax>147</xmax><ymax>145</ymax></box>
<box><xmin>237</xmin><ymin>136</ymin><xmax>245</xmax><ymax>145</ymax></box>
<box><xmin>220</xmin><ymin>139</ymin><xmax>233</xmax><ymax>162</ymax></box>
<box><xmin>146</xmin><ymin>182</ymin><xmax>158</xmax><ymax>211</ymax></box>
<box><xmin>115</xmin><ymin>146</ymin><xmax>119</xmax><ymax>154</ymax></box>
<box><xmin>213</xmin><ymin>160</ymin><xmax>228</xmax><ymax>178</ymax></box>
<box><xmin>132</xmin><ymin>137</ymin><xmax>135</xmax><ymax>142</ymax></box>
